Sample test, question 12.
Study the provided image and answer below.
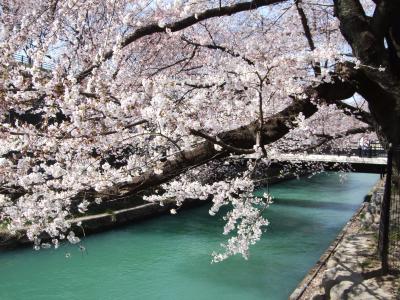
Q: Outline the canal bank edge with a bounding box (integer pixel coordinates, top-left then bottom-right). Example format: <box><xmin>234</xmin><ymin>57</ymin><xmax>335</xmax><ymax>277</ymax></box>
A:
<box><xmin>289</xmin><ymin>178</ymin><xmax>400</xmax><ymax>300</ymax></box>
<box><xmin>0</xmin><ymin>168</ymin><xmax>306</xmax><ymax>250</ymax></box>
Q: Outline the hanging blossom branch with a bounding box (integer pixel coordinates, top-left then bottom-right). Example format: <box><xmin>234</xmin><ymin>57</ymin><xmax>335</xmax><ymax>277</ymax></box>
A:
<box><xmin>143</xmin><ymin>172</ymin><xmax>272</xmax><ymax>263</ymax></box>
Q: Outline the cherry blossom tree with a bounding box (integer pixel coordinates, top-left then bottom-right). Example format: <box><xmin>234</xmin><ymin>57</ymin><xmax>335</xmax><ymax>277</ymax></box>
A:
<box><xmin>0</xmin><ymin>0</ymin><xmax>399</xmax><ymax>261</ymax></box>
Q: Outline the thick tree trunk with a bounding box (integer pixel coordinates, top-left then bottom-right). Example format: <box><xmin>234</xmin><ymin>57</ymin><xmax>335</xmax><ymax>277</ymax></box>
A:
<box><xmin>358</xmin><ymin>70</ymin><xmax>400</xmax><ymax>148</ymax></box>
<box><xmin>334</xmin><ymin>0</ymin><xmax>400</xmax><ymax>148</ymax></box>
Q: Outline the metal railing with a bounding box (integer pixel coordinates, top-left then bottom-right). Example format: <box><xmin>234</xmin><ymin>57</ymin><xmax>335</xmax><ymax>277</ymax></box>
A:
<box><xmin>379</xmin><ymin>145</ymin><xmax>400</xmax><ymax>272</ymax></box>
<box><xmin>310</xmin><ymin>141</ymin><xmax>387</xmax><ymax>158</ymax></box>
<box><xmin>13</xmin><ymin>53</ymin><xmax>55</xmax><ymax>70</ymax></box>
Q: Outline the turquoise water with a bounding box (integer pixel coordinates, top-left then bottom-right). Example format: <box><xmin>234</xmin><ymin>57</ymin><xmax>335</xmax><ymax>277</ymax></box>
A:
<box><xmin>0</xmin><ymin>172</ymin><xmax>378</xmax><ymax>300</ymax></box>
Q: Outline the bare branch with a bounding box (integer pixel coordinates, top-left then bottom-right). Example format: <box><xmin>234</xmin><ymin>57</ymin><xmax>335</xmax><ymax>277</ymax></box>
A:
<box><xmin>307</xmin><ymin>126</ymin><xmax>373</xmax><ymax>151</ymax></box>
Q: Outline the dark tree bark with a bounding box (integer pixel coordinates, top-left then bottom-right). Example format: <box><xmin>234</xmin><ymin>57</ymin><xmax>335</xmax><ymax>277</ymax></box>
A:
<box><xmin>334</xmin><ymin>0</ymin><xmax>400</xmax><ymax>147</ymax></box>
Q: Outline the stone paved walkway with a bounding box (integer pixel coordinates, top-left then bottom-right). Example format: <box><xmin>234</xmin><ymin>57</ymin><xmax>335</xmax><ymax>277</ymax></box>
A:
<box><xmin>291</xmin><ymin>180</ymin><xmax>400</xmax><ymax>300</ymax></box>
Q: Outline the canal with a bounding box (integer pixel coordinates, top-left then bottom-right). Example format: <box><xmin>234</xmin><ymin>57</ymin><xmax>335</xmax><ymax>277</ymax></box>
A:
<box><xmin>0</xmin><ymin>172</ymin><xmax>378</xmax><ymax>300</ymax></box>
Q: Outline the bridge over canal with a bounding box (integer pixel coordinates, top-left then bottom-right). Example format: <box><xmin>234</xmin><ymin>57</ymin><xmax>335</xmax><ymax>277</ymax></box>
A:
<box><xmin>269</xmin><ymin>153</ymin><xmax>387</xmax><ymax>174</ymax></box>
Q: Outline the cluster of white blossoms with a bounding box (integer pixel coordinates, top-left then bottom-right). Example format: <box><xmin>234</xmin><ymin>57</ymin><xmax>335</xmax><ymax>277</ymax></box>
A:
<box><xmin>0</xmin><ymin>0</ymin><xmax>375</xmax><ymax>260</ymax></box>
<box><xmin>145</xmin><ymin>172</ymin><xmax>272</xmax><ymax>262</ymax></box>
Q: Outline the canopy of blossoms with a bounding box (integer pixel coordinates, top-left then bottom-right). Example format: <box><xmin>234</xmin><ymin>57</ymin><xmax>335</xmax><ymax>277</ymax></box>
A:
<box><xmin>0</xmin><ymin>0</ymin><xmax>382</xmax><ymax>261</ymax></box>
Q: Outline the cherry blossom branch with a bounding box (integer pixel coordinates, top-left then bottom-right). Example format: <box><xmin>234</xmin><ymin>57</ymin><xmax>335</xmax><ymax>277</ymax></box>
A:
<box><xmin>0</xmin><ymin>119</ymin><xmax>148</xmax><ymax>139</ymax></box>
<box><xmin>306</xmin><ymin>126</ymin><xmax>373</xmax><ymax>151</ymax></box>
<box><xmin>256</xmin><ymin>73</ymin><xmax>271</xmax><ymax>157</ymax></box>
<box><xmin>76</xmin><ymin>0</ymin><xmax>284</xmax><ymax>82</ymax></box>
<box><xmin>109</xmin><ymin>79</ymin><xmax>356</xmax><ymax>199</ymax></box>
<box><xmin>189</xmin><ymin>129</ymin><xmax>255</xmax><ymax>154</ymax></box>
<box><xmin>150</xmin><ymin>45</ymin><xmax>199</xmax><ymax>76</ymax></box>
<box><xmin>181</xmin><ymin>36</ymin><xmax>255</xmax><ymax>66</ymax></box>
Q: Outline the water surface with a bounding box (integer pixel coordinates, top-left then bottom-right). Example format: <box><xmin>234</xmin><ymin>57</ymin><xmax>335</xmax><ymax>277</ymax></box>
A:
<box><xmin>0</xmin><ymin>172</ymin><xmax>378</xmax><ymax>300</ymax></box>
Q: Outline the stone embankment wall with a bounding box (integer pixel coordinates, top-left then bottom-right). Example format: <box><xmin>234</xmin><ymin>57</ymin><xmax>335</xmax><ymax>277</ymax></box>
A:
<box><xmin>290</xmin><ymin>179</ymin><xmax>400</xmax><ymax>300</ymax></box>
<box><xmin>0</xmin><ymin>165</ymin><xmax>299</xmax><ymax>250</ymax></box>
<box><xmin>0</xmin><ymin>198</ymin><xmax>199</xmax><ymax>249</ymax></box>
